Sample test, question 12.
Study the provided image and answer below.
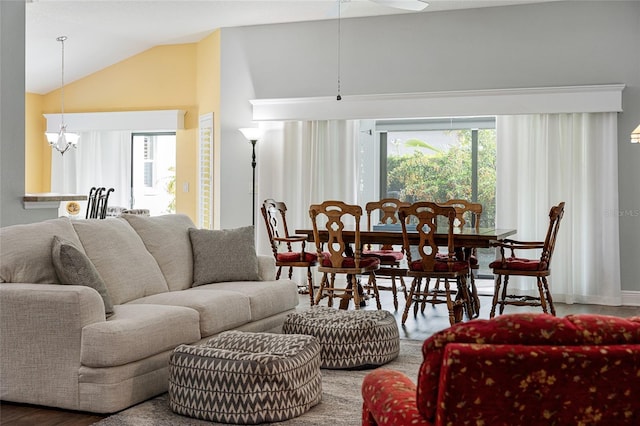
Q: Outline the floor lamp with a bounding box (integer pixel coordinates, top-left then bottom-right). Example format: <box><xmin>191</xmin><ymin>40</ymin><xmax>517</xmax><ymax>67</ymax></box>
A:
<box><xmin>239</xmin><ymin>127</ymin><xmax>264</xmax><ymax>227</ymax></box>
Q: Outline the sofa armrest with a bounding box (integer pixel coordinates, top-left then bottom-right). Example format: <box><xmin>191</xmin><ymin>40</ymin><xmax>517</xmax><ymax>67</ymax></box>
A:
<box><xmin>361</xmin><ymin>369</ymin><xmax>431</xmax><ymax>426</ymax></box>
<box><xmin>257</xmin><ymin>255</ymin><xmax>276</xmax><ymax>281</ymax></box>
<box><xmin>0</xmin><ymin>283</ymin><xmax>106</xmax><ymax>408</ymax></box>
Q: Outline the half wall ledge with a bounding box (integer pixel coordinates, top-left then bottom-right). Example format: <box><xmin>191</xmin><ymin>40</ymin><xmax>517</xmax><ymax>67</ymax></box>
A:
<box><xmin>250</xmin><ymin>84</ymin><xmax>625</xmax><ymax>121</ymax></box>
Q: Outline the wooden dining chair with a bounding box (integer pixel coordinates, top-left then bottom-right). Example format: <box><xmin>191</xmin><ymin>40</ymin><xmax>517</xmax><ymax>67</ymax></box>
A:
<box><xmin>309</xmin><ymin>200</ymin><xmax>381</xmax><ymax>310</ymax></box>
<box><xmin>86</xmin><ymin>187</ymin><xmax>114</xmax><ymax>219</ymax></box>
<box><xmin>489</xmin><ymin>202</ymin><xmax>565</xmax><ymax>318</ymax></box>
<box><xmin>438</xmin><ymin>199</ymin><xmax>483</xmax><ymax>318</ymax></box>
<box><xmin>398</xmin><ymin>202</ymin><xmax>471</xmax><ymax>325</ymax></box>
<box><xmin>364</xmin><ymin>198</ymin><xmax>410</xmax><ymax>311</ymax></box>
<box><xmin>261</xmin><ymin>199</ymin><xmax>318</xmax><ymax>306</ymax></box>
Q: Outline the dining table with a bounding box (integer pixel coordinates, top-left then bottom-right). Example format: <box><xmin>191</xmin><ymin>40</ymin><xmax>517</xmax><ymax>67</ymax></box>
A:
<box><xmin>294</xmin><ymin>224</ymin><xmax>517</xmax><ymax>316</ymax></box>
<box><xmin>295</xmin><ymin>224</ymin><xmax>516</xmax><ymax>249</ymax></box>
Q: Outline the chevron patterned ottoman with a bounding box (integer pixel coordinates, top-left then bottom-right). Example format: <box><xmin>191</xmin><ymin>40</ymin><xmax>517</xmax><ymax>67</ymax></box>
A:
<box><xmin>168</xmin><ymin>331</ymin><xmax>322</xmax><ymax>424</ymax></box>
<box><xmin>282</xmin><ymin>306</ymin><xmax>400</xmax><ymax>369</ymax></box>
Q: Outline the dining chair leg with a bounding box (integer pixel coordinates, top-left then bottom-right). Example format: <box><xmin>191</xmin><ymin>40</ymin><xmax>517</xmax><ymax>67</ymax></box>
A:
<box><xmin>490</xmin><ymin>274</ymin><xmax>502</xmax><ymax>318</ymax></box>
<box><xmin>315</xmin><ymin>274</ymin><xmax>327</xmax><ymax>306</ymax></box>
<box><xmin>429</xmin><ymin>278</ymin><xmax>440</xmax><ymax>308</ymax></box>
<box><xmin>420</xmin><ymin>283</ymin><xmax>427</xmax><ymax>314</ymax></box>
<box><xmin>444</xmin><ymin>279</ymin><xmax>456</xmax><ymax>326</ymax></box>
<box><xmin>536</xmin><ymin>277</ymin><xmax>549</xmax><ymax>314</ymax></box>
<box><xmin>456</xmin><ymin>277</ymin><xmax>472</xmax><ymax>321</ymax></box>
<box><xmin>413</xmin><ymin>278</ymin><xmax>422</xmax><ymax>318</ymax></box>
<box><xmin>541</xmin><ymin>276</ymin><xmax>556</xmax><ymax>316</ymax></box>
<box><xmin>499</xmin><ymin>275</ymin><xmax>510</xmax><ymax>315</ymax></box>
<box><xmin>400</xmin><ymin>275</ymin><xmax>408</xmax><ymax>300</ymax></box>
<box><xmin>307</xmin><ymin>267</ymin><xmax>315</xmax><ymax>306</ymax></box>
<box><xmin>329</xmin><ymin>274</ymin><xmax>337</xmax><ymax>307</ymax></box>
<box><xmin>469</xmin><ymin>275</ymin><xmax>480</xmax><ymax>319</ymax></box>
<box><xmin>401</xmin><ymin>277</ymin><xmax>419</xmax><ymax>325</ymax></box>
<box><xmin>276</xmin><ymin>266</ymin><xmax>283</xmax><ymax>281</ymax></box>
<box><xmin>416</xmin><ymin>278</ymin><xmax>426</xmax><ymax>314</ymax></box>
<box><xmin>368</xmin><ymin>274</ymin><xmax>382</xmax><ymax>310</ymax></box>
<box><xmin>390</xmin><ymin>275</ymin><xmax>399</xmax><ymax>311</ymax></box>
<box><xmin>350</xmin><ymin>274</ymin><xmax>361</xmax><ymax>310</ymax></box>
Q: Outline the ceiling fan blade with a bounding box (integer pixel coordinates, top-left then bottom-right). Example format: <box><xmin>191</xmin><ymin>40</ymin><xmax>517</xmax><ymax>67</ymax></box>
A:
<box><xmin>370</xmin><ymin>0</ymin><xmax>429</xmax><ymax>12</ymax></box>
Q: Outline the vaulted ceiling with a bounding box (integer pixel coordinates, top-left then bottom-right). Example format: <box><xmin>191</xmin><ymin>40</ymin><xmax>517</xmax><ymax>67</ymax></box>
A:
<box><xmin>26</xmin><ymin>0</ymin><xmax>558</xmax><ymax>94</ymax></box>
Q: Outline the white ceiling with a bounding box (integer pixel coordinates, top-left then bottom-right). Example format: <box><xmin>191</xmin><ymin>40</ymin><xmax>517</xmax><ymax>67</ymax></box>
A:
<box><xmin>26</xmin><ymin>0</ymin><xmax>557</xmax><ymax>94</ymax></box>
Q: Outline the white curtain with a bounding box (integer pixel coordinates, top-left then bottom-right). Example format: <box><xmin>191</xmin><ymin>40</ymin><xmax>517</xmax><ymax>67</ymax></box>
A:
<box><xmin>51</xmin><ymin>131</ymin><xmax>131</xmax><ymax>215</ymax></box>
<box><xmin>255</xmin><ymin>120</ymin><xmax>360</xmax><ymax>278</ymax></box>
<box><xmin>258</xmin><ymin>120</ymin><xmax>360</xmax><ymax>231</ymax></box>
<box><xmin>496</xmin><ymin>113</ymin><xmax>621</xmax><ymax>305</ymax></box>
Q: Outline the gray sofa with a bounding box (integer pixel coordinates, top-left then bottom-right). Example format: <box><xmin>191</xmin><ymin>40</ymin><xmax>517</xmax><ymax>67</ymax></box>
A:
<box><xmin>0</xmin><ymin>214</ymin><xmax>299</xmax><ymax>413</ymax></box>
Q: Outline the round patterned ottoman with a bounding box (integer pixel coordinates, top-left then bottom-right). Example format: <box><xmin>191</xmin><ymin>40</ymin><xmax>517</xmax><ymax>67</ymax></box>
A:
<box><xmin>282</xmin><ymin>306</ymin><xmax>400</xmax><ymax>369</ymax></box>
<box><xmin>168</xmin><ymin>331</ymin><xmax>322</xmax><ymax>424</ymax></box>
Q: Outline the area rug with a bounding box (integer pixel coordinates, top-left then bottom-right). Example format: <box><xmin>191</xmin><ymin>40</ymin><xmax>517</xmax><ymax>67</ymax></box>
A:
<box><xmin>93</xmin><ymin>339</ymin><xmax>424</xmax><ymax>426</ymax></box>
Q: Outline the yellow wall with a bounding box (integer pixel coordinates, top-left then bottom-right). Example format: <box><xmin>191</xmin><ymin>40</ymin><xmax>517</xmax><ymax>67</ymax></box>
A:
<box><xmin>196</xmin><ymin>31</ymin><xmax>221</xmax><ymax>228</ymax></box>
<box><xmin>24</xmin><ymin>93</ymin><xmax>50</xmax><ymax>192</ymax></box>
<box><xmin>25</xmin><ymin>38</ymin><xmax>222</xmax><ymax>223</ymax></box>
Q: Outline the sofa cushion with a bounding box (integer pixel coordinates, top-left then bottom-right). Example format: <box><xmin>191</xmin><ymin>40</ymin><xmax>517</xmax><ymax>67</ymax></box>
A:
<box><xmin>489</xmin><ymin>257</ymin><xmax>546</xmax><ymax>271</ymax></box>
<box><xmin>0</xmin><ymin>217</ymin><xmax>82</xmax><ymax>284</ymax></box>
<box><xmin>51</xmin><ymin>236</ymin><xmax>115</xmax><ymax>317</ymax></box>
<box><xmin>199</xmin><ymin>280</ymin><xmax>299</xmax><ymax>322</ymax></box>
<box><xmin>81</xmin><ymin>303</ymin><xmax>201</xmax><ymax>367</ymax></box>
<box><xmin>417</xmin><ymin>313</ymin><xmax>640</xmax><ymax>422</ymax></box>
<box><xmin>189</xmin><ymin>226</ymin><xmax>260</xmax><ymax>286</ymax></box>
<box><xmin>122</xmin><ymin>214</ymin><xmax>195</xmax><ymax>291</ymax></box>
<box><xmin>436</xmin><ymin>343</ymin><xmax>640</xmax><ymax>425</ymax></box>
<box><xmin>72</xmin><ymin>218</ymin><xmax>169</xmax><ymax>305</ymax></box>
<box><xmin>257</xmin><ymin>255</ymin><xmax>277</xmax><ymax>281</ymax></box>
<box><xmin>129</xmin><ymin>289</ymin><xmax>253</xmax><ymax>337</ymax></box>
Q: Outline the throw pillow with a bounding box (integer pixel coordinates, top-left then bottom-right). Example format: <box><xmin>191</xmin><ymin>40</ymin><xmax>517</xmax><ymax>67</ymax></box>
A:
<box><xmin>189</xmin><ymin>226</ymin><xmax>260</xmax><ymax>286</ymax></box>
<box><xmin>51</xmin><ymin>236</ymin><xmax>115</xmax><ymax>317</ymax></box>
<box><xmin>122</xmin><ymin>214</ymin><xmax>195</xmax><ymax>291</ymax></box>
<box><xmin>72</xmin><ymin>218</ymin><xmax>169</xmax><ymax>305</ymax></box>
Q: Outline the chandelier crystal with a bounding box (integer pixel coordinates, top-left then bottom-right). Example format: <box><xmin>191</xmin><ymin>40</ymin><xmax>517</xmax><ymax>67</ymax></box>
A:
<box><xmin>46</xmin><ymin>36</ymin><xmax>79</xmax><ymax>155</ymax></box>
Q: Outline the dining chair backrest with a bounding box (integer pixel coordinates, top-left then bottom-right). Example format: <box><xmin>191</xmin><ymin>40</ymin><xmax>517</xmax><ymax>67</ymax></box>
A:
<box><xmin>365</xmin><ymin>198</ymin><xmax>410</xmax><ymax>251</ymax></box>
<box><xmin>541</xmin><ymin>201</ymin><xmax>565</xmax><ymax>267</ymax></box>
<box><xmin>86</xmin><ymin>187</ymin><xmax>101</xmax><ymax>219</ymax></box>
<box><xmin>309</xmin><ymin>200</ymin><xmax>363</xmax><ymax>269</ymax></box>
<box><xmin>86</xmin><ymin>186</ymin><xmax>114</xmax><ymax>219</ymax></box>
<box><xmin>365</xmin><ymin>198</ymin><xmax>410</xmax><ymax>229</ymax></box>
<box><xmin>438</xmin><ymin>199</ymin><xmax>482</xmax><ymax>231</ymax></box>
<box><xmin>399</xmin><ymin>202</ymin><xmax>457</xmax><ymax>272</ymax></box>
<box><xmin>261</xmin><ymin>199</ymin><xmax>294</xmax><ymax>256</ymax></box>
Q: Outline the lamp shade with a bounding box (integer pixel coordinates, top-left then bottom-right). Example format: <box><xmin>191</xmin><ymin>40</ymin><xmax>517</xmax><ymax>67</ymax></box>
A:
<box><xmin>631</xmin><ymin>124</ymin><xmax>640</xmax><ymax>144</ymax></box>
<box><xmin>239</xmin><ymin>127</ymin><xmax>264</xmax><ymax>142</ymax></box>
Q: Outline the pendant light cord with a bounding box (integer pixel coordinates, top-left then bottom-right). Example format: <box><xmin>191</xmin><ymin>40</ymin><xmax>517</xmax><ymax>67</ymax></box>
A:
<box><xmin>336</xmin><ymin>0</ymin><xmax>342</xmax><ymax>101</ymax></box>
<box><xmin>57</xmin><ymin>36</ymin><xmax>67</xmax><ymax>125</ymax></box>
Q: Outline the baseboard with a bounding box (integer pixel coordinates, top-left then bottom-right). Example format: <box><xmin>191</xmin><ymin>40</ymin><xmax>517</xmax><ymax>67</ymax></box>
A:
<box><xmin>622</xmin><ymin>291</ymin><xmax>640</xmax><ymax>307</ymax></box>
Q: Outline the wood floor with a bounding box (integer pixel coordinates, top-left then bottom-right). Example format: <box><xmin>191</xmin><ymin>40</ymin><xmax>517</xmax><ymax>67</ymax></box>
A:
<box><xmin>308</xmin><ymin>278</ymin><xmax>640</xmax><ymax>341</ymax></box>
<box><xmin>2</xmin><ymin>279</ymin><xmax>638</xmax><ymax>426</ymax></box>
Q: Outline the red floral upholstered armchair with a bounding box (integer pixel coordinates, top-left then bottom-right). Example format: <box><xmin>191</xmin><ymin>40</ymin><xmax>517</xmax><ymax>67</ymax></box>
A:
<box><xmin>362</xmin><ymin>313</ymin><xmax>640</xmax><ymax>426</ymax></box>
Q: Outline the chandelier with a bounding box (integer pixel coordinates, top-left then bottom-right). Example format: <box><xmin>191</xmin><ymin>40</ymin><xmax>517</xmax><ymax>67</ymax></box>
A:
<box><xmin>46</xmin><ymin>36</ymin><xmax>79</xmax><ymax>155</ymax></box>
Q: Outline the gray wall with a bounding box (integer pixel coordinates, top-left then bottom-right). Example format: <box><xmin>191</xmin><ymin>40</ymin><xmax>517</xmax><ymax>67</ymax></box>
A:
<box><xmin>0</xmin><ymin>0</ymin><xmax>52</xmax><ymax>226</ymax></box>
<box><xmin>220</xmin><ymin>1</ymin><xmax>640</xmax><ymax>292</ymax></box>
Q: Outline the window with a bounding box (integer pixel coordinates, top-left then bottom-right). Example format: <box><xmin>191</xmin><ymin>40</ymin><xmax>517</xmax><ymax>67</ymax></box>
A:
<box><xmin>131</xmin><ymin>133</ymin><xmax>176</xmax><ymax>215</ymax></box>
<box><xmin>142</xmin><ymin>137</ymin><xmax>155</xmax><ymax>188</ymax></box>
<box><xmin>368</xmin><ymin>117</ymin><xmax>497</xmax><ymax>276</ymax></box>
